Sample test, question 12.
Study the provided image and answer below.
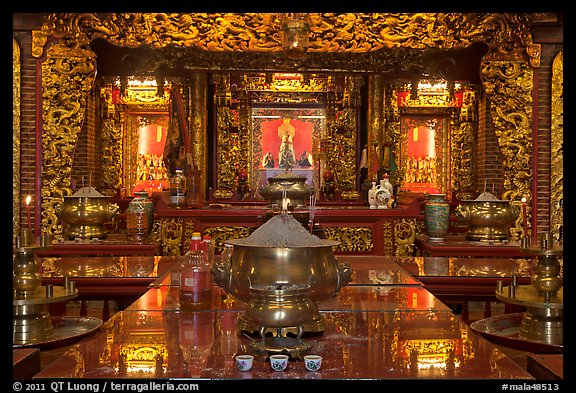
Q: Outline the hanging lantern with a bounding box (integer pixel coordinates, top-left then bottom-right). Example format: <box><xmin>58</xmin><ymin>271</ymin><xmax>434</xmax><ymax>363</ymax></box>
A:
<box><xmin>281</xmin><ymin>13</ymin><xmax>310</xmax><ymax>59</ymax></box>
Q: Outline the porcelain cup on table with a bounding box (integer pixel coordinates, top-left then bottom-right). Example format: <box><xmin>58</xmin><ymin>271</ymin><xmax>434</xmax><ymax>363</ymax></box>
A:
<box><xmin>269</xmin><ymin>354</ymin><xmax>289</xmax><ymax>371</ymax></box>
<box><xmin>235</xmin><ymin>354</ymin><xmax>254</xmax><ymax>371</ymax></box>
<box><xmin>304</xmin><ymin>354</ymin><xmax>322</xmax><ymax>371</ymax></box>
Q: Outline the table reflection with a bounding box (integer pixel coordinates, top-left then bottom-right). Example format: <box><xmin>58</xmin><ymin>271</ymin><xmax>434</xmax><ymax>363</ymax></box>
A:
<box><xmin>34</xmin><ymin>304</ymin><xmax>531</xmax><ymax>379</ymax></box>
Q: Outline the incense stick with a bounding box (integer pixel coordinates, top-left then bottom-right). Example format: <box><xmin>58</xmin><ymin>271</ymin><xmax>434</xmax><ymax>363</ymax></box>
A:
<box><xmin>309</xmin><ymin>190</ymin><xmax>317</xmax><ymax>234</ymax></box>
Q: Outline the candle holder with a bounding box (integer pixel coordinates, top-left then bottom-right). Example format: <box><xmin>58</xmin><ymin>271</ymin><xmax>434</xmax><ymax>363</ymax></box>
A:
<box><xmin>18</xmin><ymin>229</ymin><xmax>33</xmax><ymax>248</ymax></box>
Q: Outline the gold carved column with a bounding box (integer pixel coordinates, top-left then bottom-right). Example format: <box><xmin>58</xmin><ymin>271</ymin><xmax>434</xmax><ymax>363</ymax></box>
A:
<box><xmin>188</xmin><ymin>73</ymin><xmax>208</xmax><ymax>200</ymax></box>
<box><xmin>481</xmin><ymin>59</ymin><xmax>533</xmax><ymax>241</ymax></box>
<box><xmin>13</xmin><ymin>38</ymin><xmax>21</xmax><ymax>244</ymax></box>
<box><xmin>367</xmin><ymin>74</ymin><xmax>386</xmax><ymax>180</ymax></box>
<box><xmin>40</xmin><ymin>42</ymin><xmax>96</xmax><ymax>236</ymax></box>
<box><xmin>550</xmin><ymin>51</ymin><xmax>563</xmax><ymax>244</ymax></box>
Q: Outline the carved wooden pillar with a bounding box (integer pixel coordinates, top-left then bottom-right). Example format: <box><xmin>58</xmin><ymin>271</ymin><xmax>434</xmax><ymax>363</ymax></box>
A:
<box><xmin>367</xmin><ymin>74</ymin><xmax>386</xmax><ymax>181</ymax></box>
<box><xmin>40</xmin><ymin>42</ymin><xmax>96</xmax><ymax>236</ymax></box>
<box><xmin>550</xmin><ymin>51</ymin><xmax>563</xmax><ymax>245</ymax></box>
<box><xmin>188</xmin><ymin>73</ymin><xmax>208</xmax><ymax>201</ymax></box>
<box><xmin>481</xmin><ymin>59</ymin><xmax>534</xmax><ymax>242</ymax></box>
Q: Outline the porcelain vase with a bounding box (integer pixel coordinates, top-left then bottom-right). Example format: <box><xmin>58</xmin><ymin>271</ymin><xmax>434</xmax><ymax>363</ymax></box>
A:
<box><xmin>424</xmin><ymin>193</ymin><xmax>450</xmax><ymax>242</ymax></box>
<box><xmin>132</xmin><ymin>191</ymin><xmax>155</xmax><ymax>235</ymax></box>
<box><xmin>375</xmin><ymin>179</ymin><xmax>392</xmax><ymax>209</ymax></box>
<box><xmin>368</xmin><ymin>182</ymin><xmax>378</xmax><ymax>209</ymax></box>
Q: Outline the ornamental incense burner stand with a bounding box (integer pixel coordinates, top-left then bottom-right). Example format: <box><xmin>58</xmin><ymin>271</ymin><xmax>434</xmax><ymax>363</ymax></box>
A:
<box><xmin>496</xmin><ymin>232</ymin><xmax>563</xmax><ymax>345</ymax></box>
<box><xmin>13</xmin><ymin>245</ymin><xmax>78</xmax><ymax>345</ymax></box>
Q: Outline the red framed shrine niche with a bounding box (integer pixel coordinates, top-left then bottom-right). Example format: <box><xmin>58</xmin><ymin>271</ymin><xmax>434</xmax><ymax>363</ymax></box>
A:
<box><xmin>399</xmin><ymin>113</ymin><xmax>451</xmax><ymax>195</ymax></box>
<box><xmin>251</xmin><ymin>106</ymin><xmax>325</xmax><ymax>198</ymax></box>
<box><xmin>126</xmin><ymin>112</ymin><xmax>170</xmax><ymax>196</ymax></box>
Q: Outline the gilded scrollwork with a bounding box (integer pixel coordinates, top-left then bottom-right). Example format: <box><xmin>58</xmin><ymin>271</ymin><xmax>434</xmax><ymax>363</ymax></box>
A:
<box><xmin>394</xmin><ymin>218</ymin><xmax>417</xmax><ymax>257</ymax></box>
<box><xmin>382</xmin><ymin>221</ymin><xmax>395</xmax><ymax>255</ymax></box>
<box><xmin>159</xmin><ymin>218</ymin><xmax>184</xmax><ymax>256</ymax></box>
<box><xmin>323</xmin><ymin>227</ymin><xmax>373</xmax><ymax>253</ymax></box>
<box><xmin>481</xmin><ymin>60</ymin><xmax>533</xmax><ymax>241</ymax></box>
<box><xmin>13</xmin><ymin>38</ymin><xmax>21</xmax><ymax>244</ymax></box>
<box><xmin>41</xmin><ymin>43</ymin><xmax>96</xmax><ymax>236</ymax></box>
<box><xmin>204</xmin><ymin>226</ymin><xmax>252</xmax><ymax>253</ymax></box>
<box><xmin>34</xmin><ymin>14</ymin><xmax>537</xmax><ymax>64</ymax></box>
<box><xmin>28</xmin><ymin>13</ymin><xmax>541</xmax><ymax>239</ymax></box>
<box><xmin>550</xmin><ymin>51</ymin><xmax>563</xmax><ymax>245</ymax></box>
<box><xmin>99</xmin><ymin>118</ymin><xmax>123</xmax><ymax>196</ymax></box>
<box><xmin>450</xmin><ymin>121</ymin><xmax>475</xmax><ymax>195</ymax></box>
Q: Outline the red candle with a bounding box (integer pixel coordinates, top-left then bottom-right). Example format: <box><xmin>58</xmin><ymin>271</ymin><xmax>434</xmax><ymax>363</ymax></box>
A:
<box><xmin>521</xmin><ymin>197</ymin><xmax>528</xmax><ymax>237</ymax></box>
<box><xmin>25</xmin><ymin>195</ymin><xmax>32</xmax><ymax>233</ymax></box>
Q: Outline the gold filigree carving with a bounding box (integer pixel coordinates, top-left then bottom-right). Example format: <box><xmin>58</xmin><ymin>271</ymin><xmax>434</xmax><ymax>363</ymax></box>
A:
<box><xmin>204</xmin><ymin>226</ymin><xmax>252</xmax><ymax>253</ymax></box>
<box><xmin>450</xmin><ymin>88</ymin><xmax>477</xmax><ymax>195</ymax></box>
<box><xmin>31</xmin><ymin>13</ymin><xmax>538</xmax><ymax>237</ymax></box>
<box><xmin>189</xmin><ymin>73</ymin><xmax>208</xmax><ymax>200</ymax></box>
<box><xmin>122</xmin><ymin>88</ymin><xmax>169</xmax><ymax>108</ymax></box>
<box><xmin>325</xmin><ymin>75</ymin><xmax>362</xmax><ymax>193</ymax></box>
<box><xmin>159</xmin><ymin>218</ymin><xmax>183</xmax><ymax>256</ymax></box>
<box><xmin>13</xmin><ymin>38</ymin><xmax>21</xmax><ymax>244</ymax></box>
<box><xmin>213</xmin><ymin>189</ymin><xmax>234</xmax><ymax>200</ymax></box>
<box><xmin>340</xmin><ymin>191</ymin><xmax>360</xmax><ymax>200</ymax></box>
<box><xmin>382</xmin><ymin>221</ymin><xmax>395</xmax><ymax>255</ymax></box>
<box><xmin>550</xmin><ymin>51</ymin><xmax>563</xmax><ymax>245</ymax></box>
<box><xmin>38</xmin><ymin>13</ymin><xmax>535</xmax><ymax>59</ymax></box>
<box><xmin>323</xmin><ymin>226</ymin><xmax>373</xmax><ymax>253</ymax></box>
<box><xmin>394</xmin><ymin>219</ymin><xmax>417</xmax><ymax>257</ymax></box>
<box><xmin>99</xmin><ymin>117</ymin><xmax>123</xmax><ymax>196</ymax></box>
<box><xmin>481</xmin><ymin>60</ymin><xmax>533</xmax><ymax>241</ymax></box>
<box><xmin>41</xmin><ymin>43</ymin><xmax>96</xmax><ymax>237</ymax></box>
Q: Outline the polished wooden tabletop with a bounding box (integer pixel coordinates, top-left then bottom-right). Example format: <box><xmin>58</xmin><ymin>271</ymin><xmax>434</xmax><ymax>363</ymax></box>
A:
<box><xmin>33</xmin><ymin>258</ymin><xmax>535</xmax><ymax>380</ymax></box>
<box><xmin>414</xmin><ymin>234</ymin><xmax>534</xmax><ymax>258</ymax></box>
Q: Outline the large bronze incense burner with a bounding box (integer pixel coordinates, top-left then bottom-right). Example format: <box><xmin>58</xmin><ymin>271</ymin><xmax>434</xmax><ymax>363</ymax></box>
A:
<box><xmin>212</xmin><ymin>213</ymin><xmax>352</xmax><ymax>358</ymax></box>
<box><xmin>455</xmin><ymin>192</ymin><xmax>519</xmax><ymax>242</ymax></box>
<box><xmin>56</xmin><ymin>187</ymin><xmax>119</xmax><ymax>240</ymax></box>
<box><xmin>259</xmin><ymin>171</ymin><xmax>313</xmax><ymax>209</ymax></box>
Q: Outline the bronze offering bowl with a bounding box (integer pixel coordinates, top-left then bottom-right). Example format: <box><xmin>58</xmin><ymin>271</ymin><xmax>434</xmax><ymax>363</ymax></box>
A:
<box><xmin>213</xmin><ymin>239</ymin><xmax>352</xmax><ymax>333</ymax></box>
<box><xmin>56</xmin><ymin>192</ymin><xmax>119</xmax><ymax>240</ymax></box>
<box><xmin>259</xmin><ymin>171</ymin><xmax>313</xmax><ymax>209</ymax></box>
<box><xmin>455</xmin><ymin>197</ymin><xmax>518</xmax><ymax>242</ymax></box>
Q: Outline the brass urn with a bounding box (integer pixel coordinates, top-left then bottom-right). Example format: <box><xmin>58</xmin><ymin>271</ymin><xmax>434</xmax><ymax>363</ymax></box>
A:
<box><xmin>56</xmin><ymin>188</ymin><xmax>119</xmax><ymax>239</ymax></box>
<box><xmin>259</xmin><ymin>171</ymin><xmax>313</xmax><ymax>209</ymax></box>
<box><xmin>455</xmin><ymin>193</ymin><xmax>519</xmax><ymax>242</ymax></box>
<box><xmin>212</xmin><ymin>214</ymin><xmax>352</xmax><ymax>334</ymax></box>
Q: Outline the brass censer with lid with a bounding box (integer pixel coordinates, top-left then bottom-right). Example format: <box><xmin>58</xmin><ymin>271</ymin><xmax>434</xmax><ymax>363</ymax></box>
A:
<box><xmin>258</xmin><ymin>170</ymin><xmax>323</xmax><ymax>237</ymax></box>
<box><xmin>212</xmin><ymin>213</ymin><xmax>352</xmax><ymax>358</ymax></box>
<box><xmin>56</xmin><ymin>187</ymin><xmax>119</xmax><ymax>239</ymax></box>
<box><xmin>455</xmin><ymin>192</ymin><xmax>519</xmax><ymax>242</ymax></box>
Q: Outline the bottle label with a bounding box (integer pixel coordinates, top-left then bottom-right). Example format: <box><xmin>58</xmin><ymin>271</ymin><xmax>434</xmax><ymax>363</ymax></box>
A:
<box><xmin>170</xmin><ymin>195</ymin><xmax>186</xmax><ymax>203</ymax></box>
<box><xmin>179</xmin><ymin>313</ymin><xmax>213</xmax><ymax>344</ymax></box>
<box><xmin>180</xmin><ymin>270</ymin><xmax>211</xmax><ymax>293</ymax></box>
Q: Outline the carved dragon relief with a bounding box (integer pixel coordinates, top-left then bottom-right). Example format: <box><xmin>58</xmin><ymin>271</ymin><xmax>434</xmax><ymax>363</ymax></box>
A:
<box><xmin>481</xmin><ymin>60</ymin><xmax>533</xmax><ymax>240</ymax></box>
<box><xmin>40</xmin><ymin>43</ymin><xmax>96</xmax><ymax>236</ymax></box>
<box><xmin>30</xmin><ymin>13</ymin><xmax>539</xmax><ymax>238</ymax></box>
<box><xmin>13</xmin><ymin>38</ymin><xmax>21</xmax><ymax>244</ymax></box>
<box><xmin>550</xmin><ymin>51</ymin><xmax>563</xmax><ymax>245</ymax></box>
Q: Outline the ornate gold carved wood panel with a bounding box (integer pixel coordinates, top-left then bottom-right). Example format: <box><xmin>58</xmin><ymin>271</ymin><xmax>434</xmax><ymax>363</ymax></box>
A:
<box><xmin>551</xmin><ymin>51</ymin><xmax>563</xmax><ymax>244</ymax></box>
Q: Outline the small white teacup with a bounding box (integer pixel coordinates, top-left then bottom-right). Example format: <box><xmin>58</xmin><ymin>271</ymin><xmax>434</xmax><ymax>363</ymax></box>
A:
<box><xmin>304</xmin><ymin>354</ymin><xmax>322</xmax><ymax>371</ymax></box>
<box><xmin>235</xmin><ymin>354</ymin><xmax>254</xmax><ymax>371</ymax></box>
<box><xmin>269</xmin><ymin>354</ymin><xmax>289</xmax><ymax>371</ymax></box>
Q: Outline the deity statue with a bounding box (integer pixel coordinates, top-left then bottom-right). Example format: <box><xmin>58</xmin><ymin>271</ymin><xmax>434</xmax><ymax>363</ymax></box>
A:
<box><xmin>278</xmin><ymin>118</ymin><xmax>296</xmax><ymax>169</ymax></box>
<box><xmin>299</xmin><ymin>150</ymin><xmax>313</xmax><ymax>168</ymax></box>
<box><xmin>262</xmin><ymin>151</ymin><xmax>275</xmax><ymax>168</ymax></box>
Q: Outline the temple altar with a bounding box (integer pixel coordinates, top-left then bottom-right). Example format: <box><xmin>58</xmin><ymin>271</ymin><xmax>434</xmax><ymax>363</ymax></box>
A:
<box><xmin>150</xmin><ymin>192</ymin><xmax>424</xmax><ymax>256</ymax></box>
<box><xmin>32</xmin><ymin>256</ymin><xmax>536</xmax><ymax>380</ymax></box>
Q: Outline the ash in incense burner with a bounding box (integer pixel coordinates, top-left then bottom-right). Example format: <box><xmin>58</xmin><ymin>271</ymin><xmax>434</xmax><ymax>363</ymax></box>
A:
<box><xmin>212</xmin><ymin>214</ymin><xmax>352</xmax><ymax>358</ymax></box>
